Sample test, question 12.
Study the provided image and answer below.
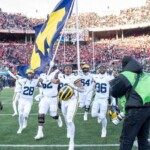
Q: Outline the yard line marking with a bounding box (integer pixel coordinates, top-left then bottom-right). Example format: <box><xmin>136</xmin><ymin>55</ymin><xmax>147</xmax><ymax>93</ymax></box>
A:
<box><xmin>0</xmin><ymin>144</ymin><xmax>120</xmax><ymax>147</ymax></box>
<box><xmin>0</xmin><ymin>113</ymin><xmax>84</xmax><ymax>116</ymax></box>
<box><xmin>0</xmin><ymin>113</ymin><xmax>85</xmax><ymax>116</ymax></box>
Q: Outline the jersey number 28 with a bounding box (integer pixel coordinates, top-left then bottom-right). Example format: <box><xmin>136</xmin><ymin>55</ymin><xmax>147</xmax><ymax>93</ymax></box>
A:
<box><xmin>23</xmin><ymin>86</ymin><xmax>34</xmax><ymax>96</ymax></box>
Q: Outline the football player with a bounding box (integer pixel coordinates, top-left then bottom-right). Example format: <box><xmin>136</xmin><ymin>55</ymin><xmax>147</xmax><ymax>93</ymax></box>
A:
<box><xmin>34</xmin><ymin>66</ymin><xmax>50</xmax><ymax>102</ymax></box>
<box><xmin>5</xmin><ymin>67</ymin><xmax>23</xmax><ymax>116</ymax></box>
<box><xmin>91</xmin><ymin>65</ymin><xmax>112</xmax><ymax>138</ymax></box>
<box><xmin>58</xmin><ymin>64</ymin><xmax>84</xmax><ymax>150</ymax></box>
<box><xmin>79</xmin><ymin>64</ymin><xmax>94</xmax><ymax>121</ymax></box>
<box><xmin>34</xmin><ymin>66</ymin><xmax>63</xmax><ymax>140</ymax></box>
<box><xmin>17</xmin><ymin>69</ymin><xmax>39</xmax><ymax>134</ymax></box>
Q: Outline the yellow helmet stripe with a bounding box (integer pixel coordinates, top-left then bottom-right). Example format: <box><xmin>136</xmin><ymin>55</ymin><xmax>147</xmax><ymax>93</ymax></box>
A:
<box><xmin>64</xmin><ymin>87</ymin><xmax>73</xmax><ymax>100</ymax></box>
<box><xmin>64</xmin><ymin>90</ymin><xmax>71</xmax><ymax>100</ymax></box>
<box><xmin>59</xmin><ymin>90</ymin><xmax>63</xmax><ymax>100</ymax></box>
<box><xmin>60</xmin><ymin>87</ymin><xmax>69</xmax><ymax>100</ymax></box>
<box><xmin>59</xmin><ymin>87</ymin><xmax>66</xmax><ymax>100</ymax></box>
<box><xmin>62</xmin><ymin>87</ymin><xmax>70</xmax><ymax>100</ymax></box>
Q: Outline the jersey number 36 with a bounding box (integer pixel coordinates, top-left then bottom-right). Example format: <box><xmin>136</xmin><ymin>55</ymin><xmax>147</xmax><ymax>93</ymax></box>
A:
<box><xmin>95</xmin><ymin>83</ymin><xmax>107</xmax><ymax>93</ymax></box>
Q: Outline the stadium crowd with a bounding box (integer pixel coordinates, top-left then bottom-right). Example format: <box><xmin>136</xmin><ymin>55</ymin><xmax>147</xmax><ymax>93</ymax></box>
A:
<box><xmin>0</xmin><ymin>1</ymin><xmax>150</xmax><ymax>150</ymax></box>
<box><xmin>0</xmin><ymin>0</ymin><xmax>149</xmax><ymax>30</ymax></box>
<box><xmin>0</xmin><ymin>43</ymin><xmax>33</xmax><ymax>70</ymax></box>
<box><xmin>55</xmin><ymin>34</ymin><xmax>150</xmax><ymax>71</ymax></box>
<box><xmin>0</xmin><ymin>11</ymin><xmax>44</xmax><ymax>30</ymax></box>
<box><xmin>0</xmin><ymin>0</ymin><xmax>150</xmax><ymax>88</ymax></box>
<box><xmin>0</xmin><ymin>33</ymin><xmax>150</xmax><ymax>73</ymax></box>
<box><xmin>67</xmin><ymin>0</ymin><xmax>150</xmax><ymax>28</ymax></box>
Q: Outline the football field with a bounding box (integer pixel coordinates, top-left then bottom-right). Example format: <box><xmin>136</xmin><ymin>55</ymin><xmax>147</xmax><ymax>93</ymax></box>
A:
<box><xmin>0</xmin><ymin>88</ymin><xmax>141</xmax><ymax>150</ymax></box>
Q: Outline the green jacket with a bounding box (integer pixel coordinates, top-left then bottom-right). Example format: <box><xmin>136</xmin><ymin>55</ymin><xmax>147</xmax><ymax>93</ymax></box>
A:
<box><xmin>120</xmin><ymin>71</ymin><xmax>150</xmax><ymax>113</ymax></box>
<box><xmin>110</xmin><ymin>56</ymin><xmax>150</xmax><ymax>114</ymax></box>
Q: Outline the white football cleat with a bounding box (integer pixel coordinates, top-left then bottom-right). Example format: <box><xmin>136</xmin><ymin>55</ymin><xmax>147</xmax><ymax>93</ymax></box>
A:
<box><xmin>34</xmin><ymin>132</ymin><xmax>44</xmax><ymax>140</ymax></box>
<box><xmin>12</xmin><ymin>113</ymin><xmax>17</xmax><ymax>117</ymax></box>
<box><xmin>17</xmin><ymin>127</ymin><xmax>23</xmax><ymax>134</ymax></box>
<box><xmin>83</xmin><ymin>113</ymin><xmax>88</xmax><ymax>121</ymax></box>
<box><xmin>57</xmin><ymin>116</ymin><xmax>63</xmax><ymax>127</ymax></box>
<box><xmin>68</xmin><ymin>140</ymin><xmax>74</xmax><ymax>150</ymax></box>
<box><xmin>101</xmin><ymin>129</ymin><xmax>107</xmax><ymax>138</ymax></box>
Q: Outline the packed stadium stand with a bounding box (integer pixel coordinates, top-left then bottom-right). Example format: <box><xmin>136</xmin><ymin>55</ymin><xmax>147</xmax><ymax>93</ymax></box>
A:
<box><xmin>0</xmin><ymin>0</ymin><xmax>150</xmax><ymax>74</ymax></box>
<box><xmin>0</xmin><ymin>11</ymin><xmax>44</xmax><ymax>30</ymax></box>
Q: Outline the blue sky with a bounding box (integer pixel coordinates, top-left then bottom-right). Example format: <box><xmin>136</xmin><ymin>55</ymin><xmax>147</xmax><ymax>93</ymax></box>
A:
<box><xmin>0</xmin><ymin>0</ymin><xmax>147</xmax><ymax>18</ymax></box>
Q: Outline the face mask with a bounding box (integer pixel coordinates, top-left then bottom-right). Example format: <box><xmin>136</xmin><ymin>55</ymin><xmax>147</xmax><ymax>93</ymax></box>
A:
<box><xmin>83</xmin><ymin>69</ymin><xmax>89</xmax><ymax>73</ymax></box>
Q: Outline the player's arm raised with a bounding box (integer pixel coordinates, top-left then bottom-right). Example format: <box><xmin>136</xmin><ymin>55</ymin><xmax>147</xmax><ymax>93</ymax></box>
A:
<box><xmin>5</xmin><ymin>67</ymin><xmax>17</xmax><ymax>80</ymax></box>
<box><xmin>37</xmin><ymin>78</ymin><xmax>43</xmax><ymax>87</ymax></box>
<box><xmin>73</xmin><ymin>78</ymin><xmax>85</xmax><ymax>93</ymax></box>
<box><xmin>50</xmin><ymin>69</ymin><xmax>60</xmax><ymax>84</ymax></box>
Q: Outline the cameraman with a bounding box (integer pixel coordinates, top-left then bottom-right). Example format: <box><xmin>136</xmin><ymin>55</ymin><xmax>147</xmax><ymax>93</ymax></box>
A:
<box><xmin>109</xmin><ymin>56</ymin><xmax>150</xmax><ymax>150</ymax></box>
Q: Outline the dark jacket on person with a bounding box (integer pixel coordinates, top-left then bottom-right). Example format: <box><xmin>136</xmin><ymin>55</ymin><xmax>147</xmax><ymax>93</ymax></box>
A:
<box><xmin>110</xmin><ymin>56</ymin><xmax>150</xmax><ymax>111</ymax></box>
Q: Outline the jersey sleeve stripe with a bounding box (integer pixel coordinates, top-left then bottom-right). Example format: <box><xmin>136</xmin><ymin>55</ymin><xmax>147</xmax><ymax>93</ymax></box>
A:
<box><xmin>74</xmin><ymin>78</ymin><xmax>81</xmax><ymax>84</ymax></box>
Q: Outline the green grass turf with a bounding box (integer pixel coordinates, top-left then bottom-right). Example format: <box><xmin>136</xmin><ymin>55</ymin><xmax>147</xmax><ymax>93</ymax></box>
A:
<box><xmin>0</xmin><ymin>88</ymin><xmax>142</xmax><ymax>150</ymax></box>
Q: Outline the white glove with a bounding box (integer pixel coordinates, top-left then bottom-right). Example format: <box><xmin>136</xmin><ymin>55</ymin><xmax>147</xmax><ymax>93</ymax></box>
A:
<box><xmin>5</xmin><ymin>67</ymin><xmax>9</xmax><ymax>71</ymax></box>
<box><xmin>34</xmin><ymin>94</ymin><xmax>43</xmax><ymax>102</ymax></box>
<box><xmin>53</xmin><ymin>69</ymin><xmax>60</xmax><ymax>74</ymax></box>
<box><xmin>112</xmin><ymin>112</ymin><xmax>124</xmax><ymax>125</ymax></box>
<box><xmin>50</xmin><ymin>61</ymin><xmax>54</xmax><ymax>67</ymax></box>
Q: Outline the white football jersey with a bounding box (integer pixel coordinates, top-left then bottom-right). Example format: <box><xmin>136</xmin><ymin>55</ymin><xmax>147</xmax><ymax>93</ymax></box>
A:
<box><xmin>93</xmin><ymin>73</ymin><xmax>111</xmax><ymax>99</ymax></box>
<box><xmin>58</xmin><ymin>73</ymin><xmax>81</xmax><ymax>98</ymax></box>
<box><xmin>19</xmin><ymin>78</ymin><xmax>39</xmax><ymax>100</ymax></box>
<box><xmin>41</xmin><ymin>72</ymin><xmax>58</xmax><ymax>97</ymax></box>
<box><xmin>80</xmin><ymin>73</ymin><xmax>93</xmax><ymax>92</ymax></box>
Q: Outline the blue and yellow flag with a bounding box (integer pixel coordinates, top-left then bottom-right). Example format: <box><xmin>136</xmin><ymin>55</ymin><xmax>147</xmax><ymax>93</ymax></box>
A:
<box><xmin>30</xmin><ymin>0</ymin><xmax>74</xmax><ymax>74</ymax></box>
<box><xmin>17</xmin><ymin>0</ymin><xmax>74</xmax><ymax>77</ymax></box>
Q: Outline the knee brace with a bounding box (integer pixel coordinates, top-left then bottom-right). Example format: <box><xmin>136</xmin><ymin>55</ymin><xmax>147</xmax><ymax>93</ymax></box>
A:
<box><xmin>51</xmin><ymin>115</ymin><xmax>59</xmax><ymax>120</ymax></box>
<box><xmin>38</xmin><ymin>114</ymin><xmax>45</xmax><ymax>124</ymax></box>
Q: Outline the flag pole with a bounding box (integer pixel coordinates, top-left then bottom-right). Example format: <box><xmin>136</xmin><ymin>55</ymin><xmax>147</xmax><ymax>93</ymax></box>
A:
<box><xmin>64</xmin><ymin>35</ymin><xmax>66</xmax><ymax>64</ymax></box>
<box><xmin>75</xmin><ymin>0</ymin><xmax>80</xmax><ymax>74</ymax></box>
<box><xmin>92</xmin><ymin>31</ymin><xmax>95</xmax><ymax>71</ymax></box>
<box><xmin>47</xmin><ymin>0</ymin><xmax>75</xmax><ymax>75</ymax></box>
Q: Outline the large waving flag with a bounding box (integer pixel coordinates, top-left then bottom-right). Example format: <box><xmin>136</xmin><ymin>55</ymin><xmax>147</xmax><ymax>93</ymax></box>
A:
<box><xmin>30</xmin><ymin>0</ymin><xmax>75</xmax><ymax>74</ymax></box>
<box><xmin>17</xmin><ymin>0</ymin><xmax>74</xmax><ymax>77</ymax></box>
